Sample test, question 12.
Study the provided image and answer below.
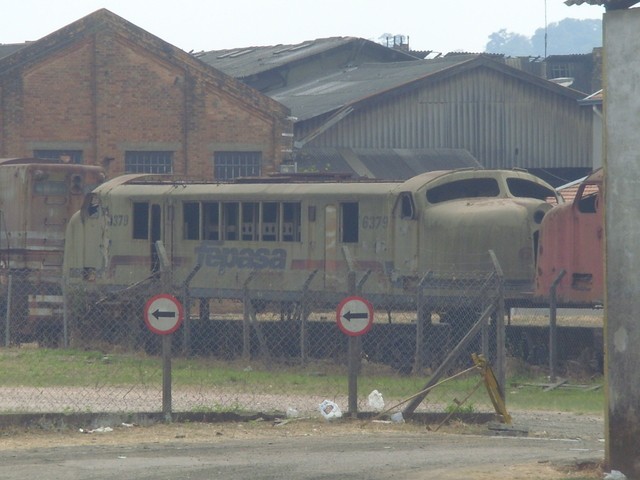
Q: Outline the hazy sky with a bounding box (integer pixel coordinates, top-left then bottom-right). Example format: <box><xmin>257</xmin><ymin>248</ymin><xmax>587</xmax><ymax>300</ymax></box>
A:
<box><xmin>2</xmin><ymin>0</ymin><xmax>604</xmax><ymax>54</ymax></box>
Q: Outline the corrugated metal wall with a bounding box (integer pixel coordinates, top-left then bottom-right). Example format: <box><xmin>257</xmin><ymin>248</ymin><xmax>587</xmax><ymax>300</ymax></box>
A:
<box><xmin>297</xmin><ymin>67</ymin><xmax>592</xmax><ymax>170</ymax></box>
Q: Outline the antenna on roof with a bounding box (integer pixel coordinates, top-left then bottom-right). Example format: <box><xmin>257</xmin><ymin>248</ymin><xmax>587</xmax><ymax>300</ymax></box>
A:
<box><xmin>544</xmin><ymin>0</ymin><xmax>548</xmax><ymax>58</ymax></box>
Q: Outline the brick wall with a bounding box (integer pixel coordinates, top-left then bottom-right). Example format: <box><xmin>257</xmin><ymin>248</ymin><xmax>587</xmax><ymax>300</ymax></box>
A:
<box><xmin>0</xmin><ymin>16</ymin><xmax>291</xmax><ymax>180</ymax></box>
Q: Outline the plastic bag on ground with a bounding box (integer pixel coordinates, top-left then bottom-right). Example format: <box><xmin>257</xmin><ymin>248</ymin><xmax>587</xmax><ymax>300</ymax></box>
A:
<box><xmin>367</xmin><ymin>389</ymin><xmax>385</xmax><ymax>411</ymax></box>
<box><xmin>604</xmin><ymin>471</ymin><xmax>627</xmax><ymax>480</ymax></box>
<box><xmin>390</xmin><ymin>412</ymin><xmax>404</xmax><ymax>423</ymax></box>
<box><xmin>319</xmin><ymin>400</ymin><xmax>343</xmax><ymax>421</ymax></box>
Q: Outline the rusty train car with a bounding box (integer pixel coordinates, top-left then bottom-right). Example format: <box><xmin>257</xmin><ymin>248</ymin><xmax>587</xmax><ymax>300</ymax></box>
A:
<box><xmin>63</xmin><ymin>168</ymin><xmax>560</xmax><ymax>309</ymax></box>
<box><xmin>535</xmin><ymin>168</ymin><xmax>604</xmax><ymax>306</ymax></box>
<box><xmin>0</xmin><ymin>158</ymin><xmax>106</xmax><ymax>342</ymax></box>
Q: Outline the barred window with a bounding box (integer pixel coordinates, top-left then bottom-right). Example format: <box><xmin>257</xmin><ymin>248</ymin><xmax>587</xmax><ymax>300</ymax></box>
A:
<box><xmin>34</xmin><ymin>149</ymin><xmax>83</xmax><ymax>164</ymax></box>
<box><xmin>125</xmin><ymin>151</ymin><xmax>173</xmax><ymax>174</ymax></box>
<box><xmin>214</xmin><ymin>151</ymin><xmax>261</xmax><ymax>180</ymax></box>
<box><xmin>550</xmin><ymin>63</ymin><xmax>573</xmax><ymax>79</ymax></box>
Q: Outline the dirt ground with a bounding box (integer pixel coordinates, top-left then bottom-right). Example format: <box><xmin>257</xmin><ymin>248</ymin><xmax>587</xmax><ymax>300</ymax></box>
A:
<box><xmin>0</xmin><ymin>410</ymin><xmax>605</xmax><ymax>479</ymax></box>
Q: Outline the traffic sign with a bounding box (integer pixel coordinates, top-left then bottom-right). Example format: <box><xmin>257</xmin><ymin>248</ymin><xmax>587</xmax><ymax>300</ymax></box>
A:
<box><xmin>144</xmin><ymin>293</ymin><xmax>184</xmax><ymax>335</ymax></box>
<box><xmin>336</xmin><ymin>295</ymin><xmax>374</xmax><ymax>336</ymax></box>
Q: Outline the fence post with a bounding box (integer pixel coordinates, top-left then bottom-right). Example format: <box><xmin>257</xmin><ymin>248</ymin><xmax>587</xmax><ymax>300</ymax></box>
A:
<box><xmin>414</xmin><ymin>272</ymin><xmax>432</xmax><ymax>374</ymax></box>
<box><xmin>181</xmin><ymin>262</ymin><xmax>202</xmax><ymax>356</ymax></box>
<box><xmin>242</xmin><ymin>275</ymin><xmax>253</xmax><ymax>361</ymax></box>
<box><xmin>347</xmin><ymin>270</ymin><xmax>360</xmax><ymax>416</ymax></box>
<box><xmin>4</xmin><ymin>273</ymin><xmax>11</xmax><ymax>347</ymax></box>
<box><xmin>488</xmin><ymin>250</ymin><xmax>506</xmax><ymax>400</ymax></box>
<box><xmin>299</xmin><ymin>269</ymin><xmax>318</xmax><ymax>365</ymax></box>
<box><xmin>549</xmin><ymin>269</ymin><xmax>566</xmax><ymax>383</ymax></box>
<box><xmin>61</xmin><ymin>278</ymin><xmax>69</xmax><ymax>348</ymax></box>
<box><xmin>155</xmin><ymin>240</ymin><xmax>174</xmax><ymax>421</ymax></box>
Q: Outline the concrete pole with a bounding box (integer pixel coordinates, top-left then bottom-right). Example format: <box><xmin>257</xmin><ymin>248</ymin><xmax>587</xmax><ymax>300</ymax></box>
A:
<box><xmin>603</xmin><ymin>8</ymin><xmax>640</xmax><ymax>476</ymax></box>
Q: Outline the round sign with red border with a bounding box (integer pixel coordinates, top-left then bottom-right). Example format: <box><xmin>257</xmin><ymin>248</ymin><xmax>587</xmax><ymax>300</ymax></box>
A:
<box><xmin>336</xmin><ymin>295</ymin><xmax>374</xmax><ymax>336</ymax></box>
<box><xmin>144</xmin><ymin>293</ymin><xmax>184</xmax><ymax>335</ymax></box>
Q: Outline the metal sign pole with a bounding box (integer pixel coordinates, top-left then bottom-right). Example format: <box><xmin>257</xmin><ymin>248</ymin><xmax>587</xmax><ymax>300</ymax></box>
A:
<box><xmin>336</xmin><ymin>280</ymin><xmax>373</xmax><ymax>418</ymax></box>
<box><xmin>162</xmin><ymin>334</ymin><xmax>172</xmax><ymax>420</ymax></box>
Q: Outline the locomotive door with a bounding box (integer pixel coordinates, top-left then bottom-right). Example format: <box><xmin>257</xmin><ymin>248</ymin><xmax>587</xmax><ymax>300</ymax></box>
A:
<box><xmin>393</xmin><ymin>192</ymin><xmax>419</xmax><ymax>280</ymax></box>
<box><xmin>324</xmin><ymin>205</ymin><xmax>338</xmax><ymax>289</ymax></box>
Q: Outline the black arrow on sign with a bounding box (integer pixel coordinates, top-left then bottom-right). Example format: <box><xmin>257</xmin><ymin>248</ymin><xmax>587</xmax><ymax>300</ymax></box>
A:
<box><xmin>152</xmin><ymin>309</ymin><xmax>176</xmax><ymax>320</ymax></box>
<box><xmin>343</xmin><ymin>310</ymin><xmax>368</xmax><ymax>322</ymax></box>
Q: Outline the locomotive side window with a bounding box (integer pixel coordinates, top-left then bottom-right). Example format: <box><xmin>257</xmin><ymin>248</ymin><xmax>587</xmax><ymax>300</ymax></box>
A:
<box><xmin>507</xmin><ymin>178</ymin><xmax>557</xmax><ymax>201</ymax></box>
<box><xmin>242</xmin><ymin>202</ymin><xmax>259</xmax><ymax>241</ymax></box>
<box><xmin>223</xmin><ymin>202</ymin><xmax>239</xmax><ymax>240</ymax></box>
<box><xmin>181</xmin><ymin>200</ymin><xmax>302</xmax><ymax>243</ymax></box>
<box><xmin>132</xmin><ymin>202</ymin><xmax>149</xmax><ymax>239</ymax></box>
<box><xmin>203</xmin><ymin>202</ymin><xmax>220</xmax><ymax>240</ymax></box>
<box><xmin>341</xmin><ymin>202</ymin><xmax>359</xmax><ymax>243</ymax></box>
<box><xmin>183</xmin><ymin>202</ymin><xmax>200</xmax><ymax>240</ymax></box>
<box><xmin>34</xmin><ymin>149</ymin><xmax>83</xmax><ymax>164</ymax></box>
<box><xmin>262</xmin><ymin>202</ymin><xmax>278</xmax><ymax>241</ymax></box>
<box><xmin>283</xmin><ymin>202</ymin><xmax>301</xmax><ymax>242</ymax></box>
<box><xmin>426</xmin><ymin>178</ymin><xmax>500</xmax><ymax>203</ymax></box>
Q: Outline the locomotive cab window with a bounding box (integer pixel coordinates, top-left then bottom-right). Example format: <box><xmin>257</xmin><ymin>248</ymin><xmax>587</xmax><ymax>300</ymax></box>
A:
<box><xmin>507</xmin><ymin>178</ymin><xmax>557</xmax><ymax>201</ymax></box>
<box><xmin>426</xmin><ymin>178</ymin><xmax>500</xmax><ymax>204</ymax></box>
<box><xmin>396</xmin><ymin>192</ymin><xmax>415</xmax><ymax>219</ymax></box>
<box><xmin>341</xmin><ymin>202</ymin><xmax>359</xmax><ymax>243</ymax></box>
<box><xmin>577</xmin><ymin>193</ymin><xmax>598</xmax><ymax>214</ymax></box>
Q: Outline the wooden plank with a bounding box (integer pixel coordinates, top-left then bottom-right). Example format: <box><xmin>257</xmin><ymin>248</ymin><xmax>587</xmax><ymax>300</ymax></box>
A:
<box><xmin>543</xmin><ymin>379</ymin><xmax>568</xmax><ymax>392</ymax></box>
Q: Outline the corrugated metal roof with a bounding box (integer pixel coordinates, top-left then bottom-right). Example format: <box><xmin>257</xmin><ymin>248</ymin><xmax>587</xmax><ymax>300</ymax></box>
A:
<box><xmin>196</xmin><ymin>37</ymin><xmax>419</xmax><ymax>79</ymax></box>
<box><xmin>291</xmin><ymin>147</ymin><xmax>481</xmax><ymax>180</ymax></box>
<box><xmin>564</xmin><ymin>0</ymin><xmax>639</xmax><ymax>8</ymax></box>
<box><xmin>579</xmin><ymin>89</ymin><xmax>603</xmax><ymax>105</ymax></box>
<box><xmin>0</xmin><ymin>43</ymin><xmax>28</xmax><ymax>60</ymax></box>
<box><xmin>271</xmin><ymin>54</ymin><xmax>587</xmax><ymax>121</ymax></box>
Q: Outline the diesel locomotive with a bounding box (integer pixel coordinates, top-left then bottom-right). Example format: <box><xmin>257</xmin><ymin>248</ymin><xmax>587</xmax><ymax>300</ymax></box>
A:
<box><xmin>535</xmin><ymin>168</ymin><xmax>604</xmax><ymax>306</ymax></box>
<box><xmin>63</xmin><ymin>168</ymin><xmax>560</xmax><ymax>308</ymax></box>
<box><xmin>0</xmin><ymin>158</ymin><xmax>106</xmax><ymax>342</ymax></box>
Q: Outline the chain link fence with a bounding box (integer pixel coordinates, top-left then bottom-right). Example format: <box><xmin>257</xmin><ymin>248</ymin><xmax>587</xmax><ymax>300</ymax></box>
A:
<box><xmin>0</xmin><ymin>262</ymin><xmax>603</xmax><ymax>418</ymax></box>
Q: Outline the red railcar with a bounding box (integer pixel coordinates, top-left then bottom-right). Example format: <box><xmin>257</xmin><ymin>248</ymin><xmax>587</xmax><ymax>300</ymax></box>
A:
<box><xmin>535</xmin><ymin>168</ymin><xmax>603</xmax><ymax>306</ymax></box>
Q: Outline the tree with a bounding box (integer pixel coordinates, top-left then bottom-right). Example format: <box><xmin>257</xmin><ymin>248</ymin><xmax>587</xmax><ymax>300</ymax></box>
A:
<box><xmin>531</xmin><ymin>18</ymin><xmax>602</xmax><ymax>56</ymax></box>
<box><xmin>485</xmin><ymin>18</ymin><xmax>601</xmax><ymax>57</ymax></box>
<box><xmin>485</xmin><ymin>29</ymin><xmax>533</xmax><ymax>56</ymax></box>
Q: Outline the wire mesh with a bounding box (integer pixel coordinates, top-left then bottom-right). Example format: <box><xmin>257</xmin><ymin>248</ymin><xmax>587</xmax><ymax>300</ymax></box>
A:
<box><xmin>0</xmin><ymin>263</ymin><xmax>603</xmax><ymax>417</ymax></box>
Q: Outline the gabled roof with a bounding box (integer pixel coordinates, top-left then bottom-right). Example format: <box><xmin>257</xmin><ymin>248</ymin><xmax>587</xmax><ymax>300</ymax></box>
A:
<box><xmin>565</xmin><ymin>0</ymin><xmax>639</xmax><ymax>8</ymax></box>
<box><xmin>292</xmin><ymin>147</ymin><xmax>481</xmax><ymax>180</ymax></box>
<box><xmin>0</xmin><ymin>9</ymin><xmax>288</xmax><ymax>118</ymax></box>
<box><xmin>271</xmin><ymin>54</ymin><xmax>588</xmax><ymax>122</ymax></box>
<box><xmin>0</xmin><ymin>43</ymin><xmax>28</xmax><ymax>61</ymax></box>
<box><xmin>195</xmin><ymin>37</ymin><xmax>420</xmax><ymax>79</ymax></box>
<box><xmin>0</xmin><ymin>42</ymin><xmax>28</xmax><ymax>58</ymax></box>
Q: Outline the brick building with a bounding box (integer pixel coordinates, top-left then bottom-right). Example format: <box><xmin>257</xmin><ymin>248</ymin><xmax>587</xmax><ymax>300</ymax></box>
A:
<box><xmin>0</xmin><ymin>9</ymin><xmax>291</xmax><ymax>180</ymax></box>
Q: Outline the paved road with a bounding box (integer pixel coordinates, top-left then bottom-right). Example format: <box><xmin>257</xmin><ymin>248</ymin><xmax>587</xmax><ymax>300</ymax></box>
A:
<box><xmin>0</xmin><ymin>431</ymin><xmax>603</xmax><ymax>480</ymax></box>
